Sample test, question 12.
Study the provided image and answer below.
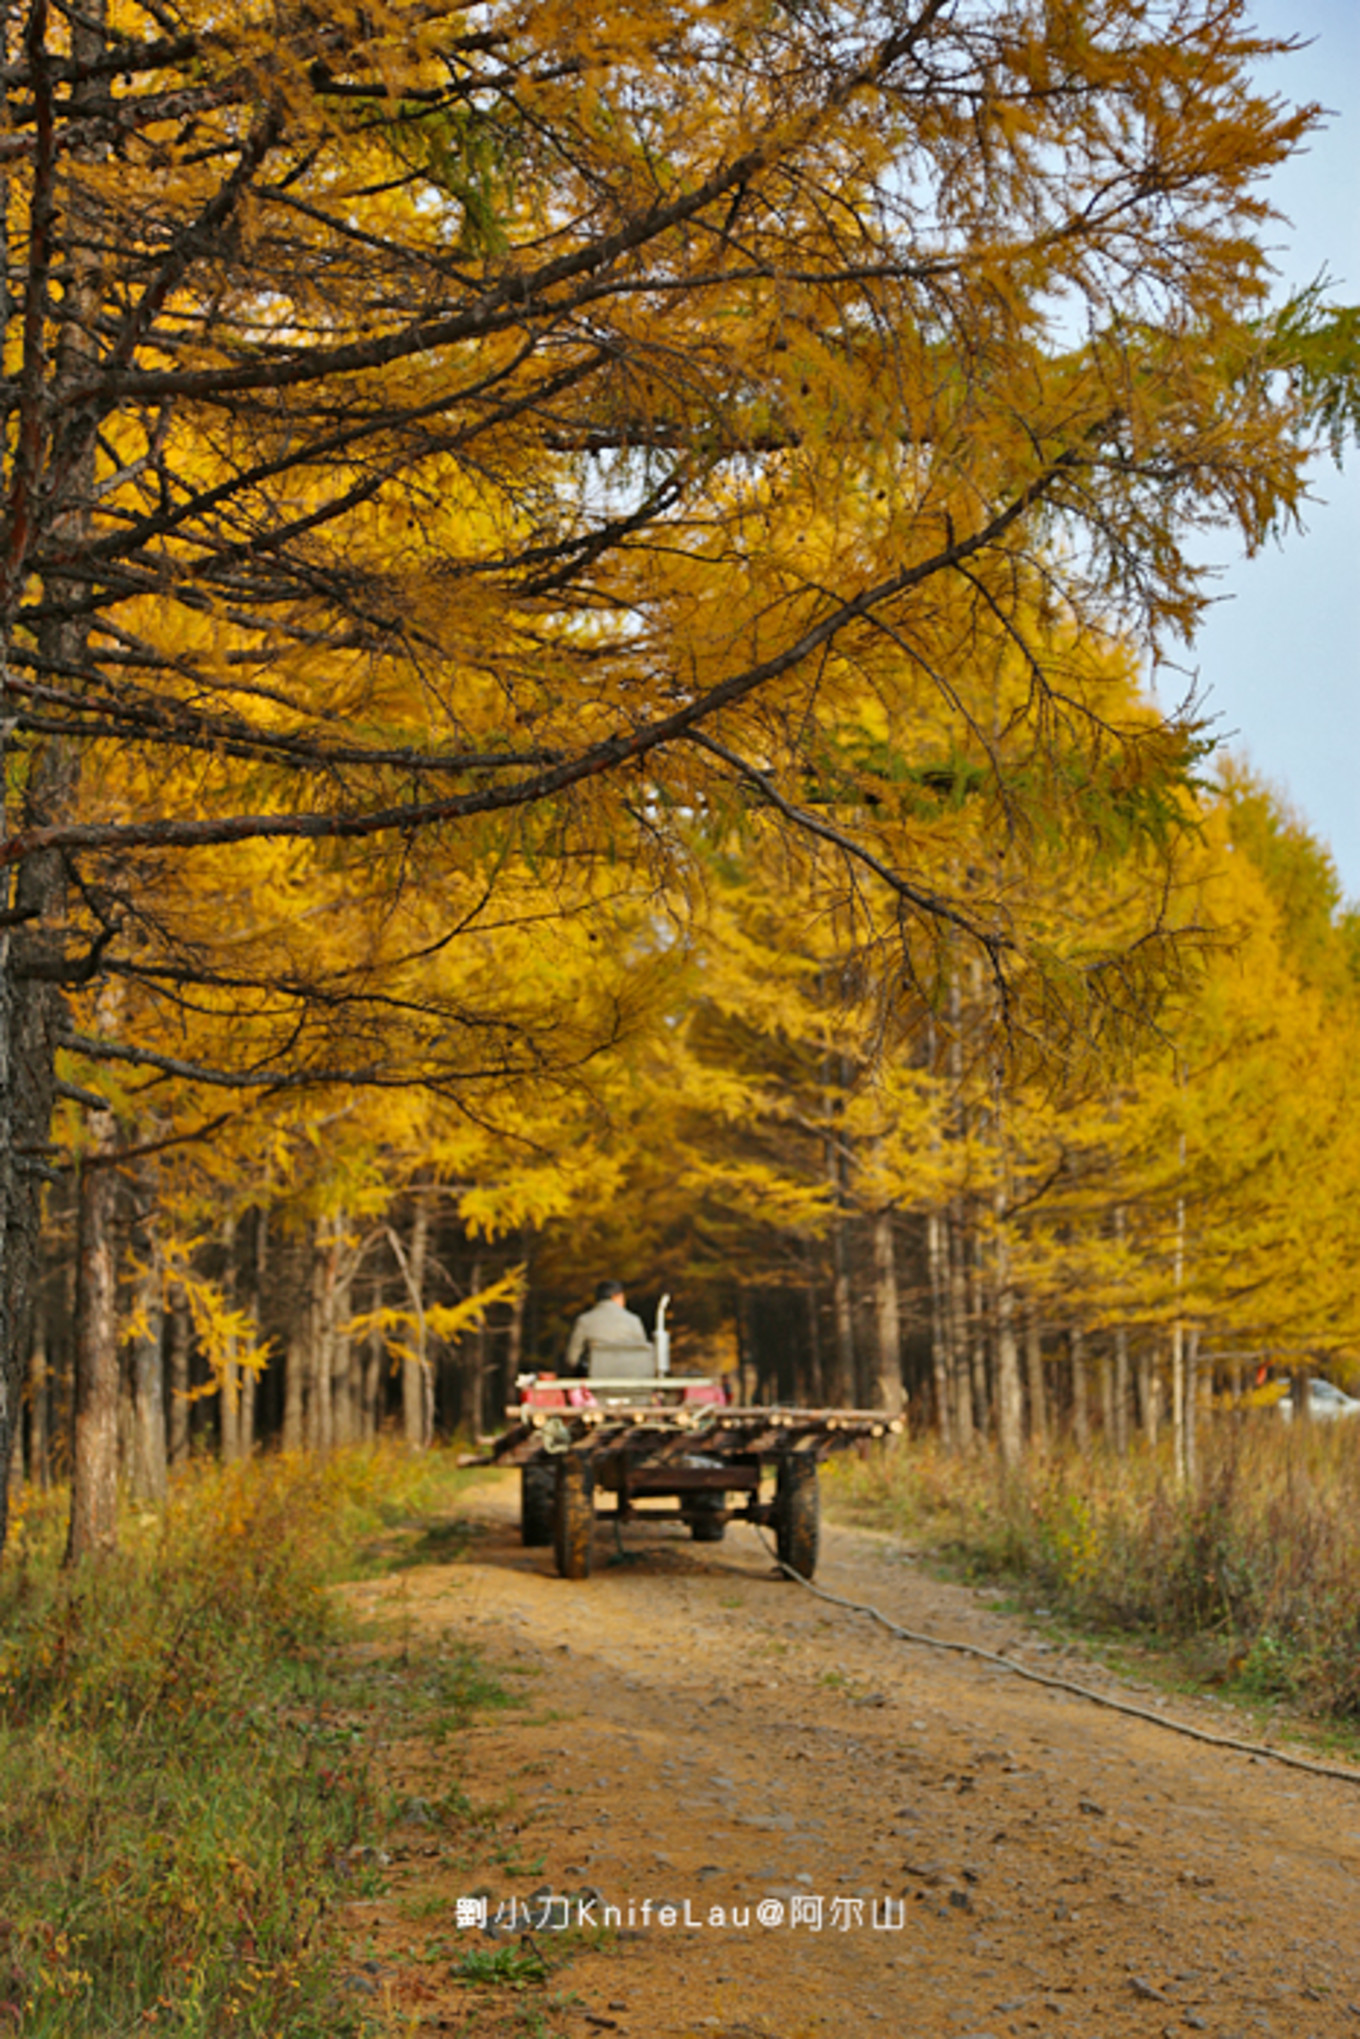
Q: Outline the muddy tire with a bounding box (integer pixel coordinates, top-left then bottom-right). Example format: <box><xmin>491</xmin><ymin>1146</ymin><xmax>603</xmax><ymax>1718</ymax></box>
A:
<box><xmin>554</xmin><ymin>1455</ymin><xmax>595</xmax><ymax>1580</ymax></box>
<box><xmin>775</xmin><ymin>1454</ymin><xmax>819</xmax><ymax>1578</ymax></box>
<box><xmin>689</xmin><ymin>1492</ymin><xmax>726</xmax><ymax>1543</ymax></box>
<box><xmin>521</xmin><ymin>1461</ymin><xmax>556</xmax><ymax>1547</ymax></box>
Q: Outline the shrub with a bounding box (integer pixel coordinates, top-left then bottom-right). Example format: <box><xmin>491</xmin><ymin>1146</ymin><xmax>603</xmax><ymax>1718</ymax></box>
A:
<box><xmin>830</xmin><ymin>1421</ymin><xmax>1360</xmax><ymax>1721</ymax></box>
<box><xmin>0</xmin><ymin>1446</ymin><xmax>481</xmax><ymax>2036</ymax></box>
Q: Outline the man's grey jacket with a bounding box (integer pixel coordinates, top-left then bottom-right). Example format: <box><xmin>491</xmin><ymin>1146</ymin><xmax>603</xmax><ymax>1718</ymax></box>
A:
<box><xmin>565</xmin><ymin>1298</ymin><xmax>653</xmax><ymax>1378</ymax></box>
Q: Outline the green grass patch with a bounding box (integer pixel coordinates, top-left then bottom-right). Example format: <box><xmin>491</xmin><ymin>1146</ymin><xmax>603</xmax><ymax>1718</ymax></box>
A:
<box><xmin>451</xmin><ymin>1943</ymin><xmax>550</xmax><ymax>1989</ymax></box>
<box><xmin>0</xmin><ymin>1446</ymin><xmax>502</xmax><ymax>2036</ymax></box>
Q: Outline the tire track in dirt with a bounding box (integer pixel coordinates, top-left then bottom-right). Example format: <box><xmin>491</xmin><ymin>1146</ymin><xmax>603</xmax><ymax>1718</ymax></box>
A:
<box><xmin>337</xmin><ymin>1474</ymin><xmax>1360</xmax><ymax>2038</ymax></box>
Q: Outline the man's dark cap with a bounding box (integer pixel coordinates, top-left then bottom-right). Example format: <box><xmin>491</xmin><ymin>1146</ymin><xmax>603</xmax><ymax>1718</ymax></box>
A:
<box><xmin>595</xmin><ymin>1278</ymin><xmax>624</xmax><ymax>1302</ymax></box>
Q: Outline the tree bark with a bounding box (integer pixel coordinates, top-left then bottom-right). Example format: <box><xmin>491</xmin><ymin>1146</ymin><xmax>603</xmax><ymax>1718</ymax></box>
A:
<box><xmin>5</xmin><ymin>0</ymin><xmax>108</xmax><ymax>1555</ymax></box>
<box><xmin>1171</xmin><ymin>1131</ymin><xmax>1188</xmax><ymax>1483</ymax></box>
<box><xmin>398</xmin><ymin>1193</ymin><xmax>432</xmax><ymax>1448</ymax></box>
<box><xmin>1024</xmin><ymin>1304</ymin><xmax>1047</xmax><ymax>1449</ymax></box>
<box><xmin>948</xmin><ymin>1203</ymin><xmax>974</xmax><ymax>1447</ymax></box>
<box><xmin>968</xmin><ymin>1229</ymin><xmax>990</xmax><ymax>1439</ymax></box>
<box><xmin>1138</xmin><ymin>1342</ymin><xmax>1161</xmax><ymax>1445</ymax></box>
<box><xmin>993</xmin><ymin>1229</ymin><xmax>1023</xmax><ymax>1471</ymax></box>
<box><xmin>871</xmin><ymin>1206</ymin><xmax>904</xmax><ymax>1416</ymax></box>
<box><xmin>167</xmin><ymin>1291</ymin><xmax>191</xmax><ymax>1466</ymax></box>
<box><xmin>504</xmin><ymin>1262</ymin><xmax>525</xmax><ymax>1418</ymax></box>
<box><xmin>27</xmin><ymin>1283</ymin><xmax>49</xmax><ymax>1488</ymax></box>
<box><xmin>66</xmin><ymin>1117</ymin><xmax>120</xmax><ymax>1562</ymax></box>
<box><xmin>8</xmin><ymin>1359</ymin><xmax>23</xmax><ymax>1491</ymax></box>
<box><xmin>219</xmin><ymin>1215</ymin><xmax>240</xmax><ymax>1463</ymax></box>
<box><xmin>803</xmin><ymin>1273</ymin><xmax>825</xmax><ymax>1407</ymax></box>
<box><xmin>1097</xmin><ymin>1338</ymin><xmax>1115</xmax><ymax>1442</ymax></box>
<box><xmin>240</xmin><ymin>1208</ymin><xmax>265</xmax><ymax>1457</ymax></box>
<box><xmin>1184</xmin><ymin>1326</ymin><xmax>1201</xmax><ymax>1487</ymax></box>
<box><xmin>927</xmin><ymin>1208</ymin><xmax>953</xmax><ymax>1444</ymax></box>
<box><xmin>466</xmin><ymin>1257</ymin><xmax>486</xmax><ymax>1439</ymax></box>
<box><xmin>819</xmin><ymin>1035</ymin><xmax>854</xmax><ymax>1409</ymax></box>
<box><xmin>307</xmin><ymin>1223</ymin><xmax>332</xmax><ymax>1453</ymax></box>
<box><xmin>828</xmin><ymin>1210</ymin><xmax>854</xmax><ymax>1409</ymax></box>
<box><xmin>282</xmin><ymin>1309</ymin><xmax>306</xmax><ymax>1453</ymax></box>
<box><xmin>1070</xmin><ymin>1327</ymin><xmax>1090</xmax><ymax>1452</ymax></box>
<box><xmin>1113</xmin><ymin>1323</ymin><xmax>1131</xmax><ymax>1456</ymax></box>
<box><xmin>1171</xmin><ymin>1316</ymin><xmax>1186</xmax><ymax>1480</ymax></box>
<box><xmin>1112</xmin><ymin>1205</ymin><xmax>1131</xmax><ymax>1455</ymax></box>
<box><xmin>330</xmin><ymin>1212</ymin><xmax>357</xmax><ymax>1446</ymax></box>
<box><xmin>363</xmin><ymin>1304</ymin><xmax>384</xmax><ymax>1441</ymax></box>
<box><xmin>127</xmin><ymin>1194</ymin><xmax>166</xmax><ymax>1505</ymax></box>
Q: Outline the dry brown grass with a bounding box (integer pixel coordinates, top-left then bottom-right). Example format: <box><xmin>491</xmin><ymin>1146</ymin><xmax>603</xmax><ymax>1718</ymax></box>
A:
<box><xmin>830</xmin><ymin>1418</ymin><xmax>1360</xmax><ymax>1720</ymax></box>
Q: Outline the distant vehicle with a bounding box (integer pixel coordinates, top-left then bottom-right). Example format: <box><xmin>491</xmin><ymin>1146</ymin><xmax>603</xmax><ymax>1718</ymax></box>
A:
<box><xmin>1277</xmin><ymin>1378</ymin><xmax>1360</xmax><ymax>1422</ymax></box>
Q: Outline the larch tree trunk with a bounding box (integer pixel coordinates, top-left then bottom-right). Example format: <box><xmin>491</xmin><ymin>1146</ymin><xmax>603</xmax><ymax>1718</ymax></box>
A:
<box><xmin>1138</xmin><ymin>1343</ymin><xmax>1161</xmax><ymax>1446</ymax></box>
<box><xmin>8</xmin><ymin>1375</ymin><xmax>22</xmax><ymax>1491</ymax></box>
<box><xmin>1024</xmin><ymin>1305</ymin><xmax>1047</xmax><ymax>1450</ymax></box>
<box><xmin>968</xmin><ymin>1231</ymin><xmax>990</xmax><ymax>1439</ymax></box>
<box><xmin>992</xmin><ymin>1227</ymin><xmax>1023</xmax><ymax>1471</ymax></box>
<box><xmin>1112</xmin><ymin>1204</ymin><xmax>1131</xmax><ymax>1455</ymax></box>
<box><xmin>989</xmin><ymin>1077</ymin><xmax>1021</xmax><ymax>1468</ymax></box>
<box><xmin>1070</xmin><ymin>1327</ymin><xmax>1090</xmax><ymax>1453</ymax></box>
<box><xmin>1097</xmin><ymin>1339</ymin><xmax>1115</xmax><ymax>1441</ymax></box>
<box><xmin>282</xmin><ymin>1316</ymin><xmax>306</xmax><ymax>1453</ymax></box>
<box><xmin>362</xmin><ymin>1275</ymin><xmax>385</xmax><ymax>1440</ymax></box>
<box><xmin>466</xmin><ymin>1258</ymin><xmax>486</xmax><ymax>1439</ymax></box>
<box><xmin>117</xmin><ymin>1315</ymin><xmax>135</xmax><ymax>1484</ymax></box>
<box><xmin>331</xmin><ymin>1213</ymin><xmax>358</xmax><ymax>1448</ymax></box>
<box><xmin>127</xmin><ymin>1193</ymin><xmax>166</xmax><ymax>1506</ymax></box>
<box><xmin>1113</xmin><ymin>1324</ymin><xmax>1131</xmax><ymax>1456</ymax></box>
<box><xmin>240</xmin><ymin>1208</ymin><xmax>265</xmax><ymax>1457</ymax></box>
<box><xmin>927</xmin><ymin>1208</ymin><xmax>953</xmax><ymax>1445</ymax></box>
<box><xmin>283</xmin><ymin>1229</ymin><xmax>309</xmax><ymax>1451</ymax></box>
<box><xmin>871</xmin><ymin>1205</ymin><xmax>904</xmax><ymax>1416</ymax></box>
<box><xmin>948</xmin><ymin>1204</ymin><xmax>974</xmax><ymax>1448</ymax></box>
<box><xmin>1171</xmin><ymin>1317</ymin><xmax>1186</xmax><ymax>1481</ymax></box>
<box><xmin>945</xmin><ymin>972</ymin><xmax>973</xmax><ymax>1447</ymax></box>
<box><xmin>397</xmin><ymin>1194</ymin><xmax>432</xmax><ymax>1448</ymax></box>
<box><xmin>1184</xmin><ymin>1326</ymin><xmax>1201</xmax><ymax>1487</ymax></box>
<box><xmin>1171</xmin><ymin>1128</ymin><xmax>1188</xmax><ymax>1483</ymax></box>
<box><xmin>66</xmin><ymin>1117</ymin><xmax>120</xmax><ymax>1562</ymax></box>
<box><xmin>167</xmin><ymin>1292</ymin><xmax>191</xmax><ymax>1466</ymax></box>
<box><xmin>219</xmin><ymin>1215</ymin><xmax>240</xmax><ymax>1464</ymax></box>
<box><xmin>311</xmin><ymin>1223</ymin><xmax>334</xmax><ymax>1454</ymax></box>
<box><xmin>5</xmin><ymin>0</ymin><xmax>108</xmax><ymax>1557</ymax></box>
<box><xmin>804</xmin><ymin>1275</ymin><xmax>825</xmax><ymax>1407</ymax></box>
<box><xmin>829</xmin><ymin>1211</ymin><xmax>855</xmax><ymax>1410</ymax></box>
<box><xmin>504</xmin><ymin>1266</ymin><xmax>525</xmax><ymax>1414</ymax></box>
<box><xmin>27</xmin><ymin>1284</ymin><xmax>49</xmax><ymax>1489</ymax></box>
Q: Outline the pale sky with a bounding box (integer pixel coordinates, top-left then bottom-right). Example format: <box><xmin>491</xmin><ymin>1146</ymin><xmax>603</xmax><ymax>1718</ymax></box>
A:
<box><xmin>1181</xmin><ymin>0</ymin><xmax>1360</xmax><ymax>901</ymax></box>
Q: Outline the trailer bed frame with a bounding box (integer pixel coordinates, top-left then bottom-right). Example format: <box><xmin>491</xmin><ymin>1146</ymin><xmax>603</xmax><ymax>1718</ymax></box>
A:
<box><xmin>474</xmin><ymin>1380</ymin><xmax>906</xmax><ymax>1580</ymax></box>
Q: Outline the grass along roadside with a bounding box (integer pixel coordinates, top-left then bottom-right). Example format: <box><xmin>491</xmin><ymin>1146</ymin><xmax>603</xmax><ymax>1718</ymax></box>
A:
<box><xmin>826</xmin><ymin>1421</ymin><xmax>1360</xmax><ymax>1758</ymax></box>
<box><xmin>0</xmin><ymin>1446</ymin><xmax>507</xmax><ymax>2037</ymax></box>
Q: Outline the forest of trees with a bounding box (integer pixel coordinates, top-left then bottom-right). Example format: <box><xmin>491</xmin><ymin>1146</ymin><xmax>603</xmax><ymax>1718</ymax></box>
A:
<box><xmin>15</xmin><ymin>751</ymin><xmax>1360</xmax><ymax>1504</ymax></box>
<box><xmin>0</xmin><ymin>0</ymin><xmax>1357</xmax><ymax>1560</ymax></box>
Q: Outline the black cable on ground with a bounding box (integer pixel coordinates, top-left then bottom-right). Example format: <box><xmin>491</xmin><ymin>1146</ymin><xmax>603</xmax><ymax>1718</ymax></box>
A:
<box><xmin>749</xmin><ymin>1528</ymin><xmax>1360</xmax><ymax>1789</ymax></box>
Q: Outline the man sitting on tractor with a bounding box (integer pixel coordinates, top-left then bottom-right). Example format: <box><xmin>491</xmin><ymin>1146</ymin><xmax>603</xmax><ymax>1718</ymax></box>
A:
<box><xmin>565</xmin><ymin>1279</ymin><xmax>652</xmax><ymax>1380</ymax></box>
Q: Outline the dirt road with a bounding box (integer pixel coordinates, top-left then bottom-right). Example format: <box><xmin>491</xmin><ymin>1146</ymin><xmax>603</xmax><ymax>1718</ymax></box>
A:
<box><xmin>339</xmin><ymin>1474</ymin><xmax>1360</xmax><ymax>2037</ymax></box>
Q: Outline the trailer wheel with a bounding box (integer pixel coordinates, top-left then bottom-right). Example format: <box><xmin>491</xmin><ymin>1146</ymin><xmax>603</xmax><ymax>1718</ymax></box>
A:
<box><xmin>689</xmin><ymin>1492</ymin><xmax>726</xmax><ymax>1543</ymax></box>
<box><xmin>554</xmin><ymin>1455</ymin><xmax>595</xmax><ymax>1580</ymax></box>
<box><xmin>521</xmin><ymin>1461</ymin><xmax>556</xmax><ymax>1547</ymax></box>
<box><xmin>775</xmin><ymin>1454</ymin><xmax>819</xmax><ymax>1578</ymax></box>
